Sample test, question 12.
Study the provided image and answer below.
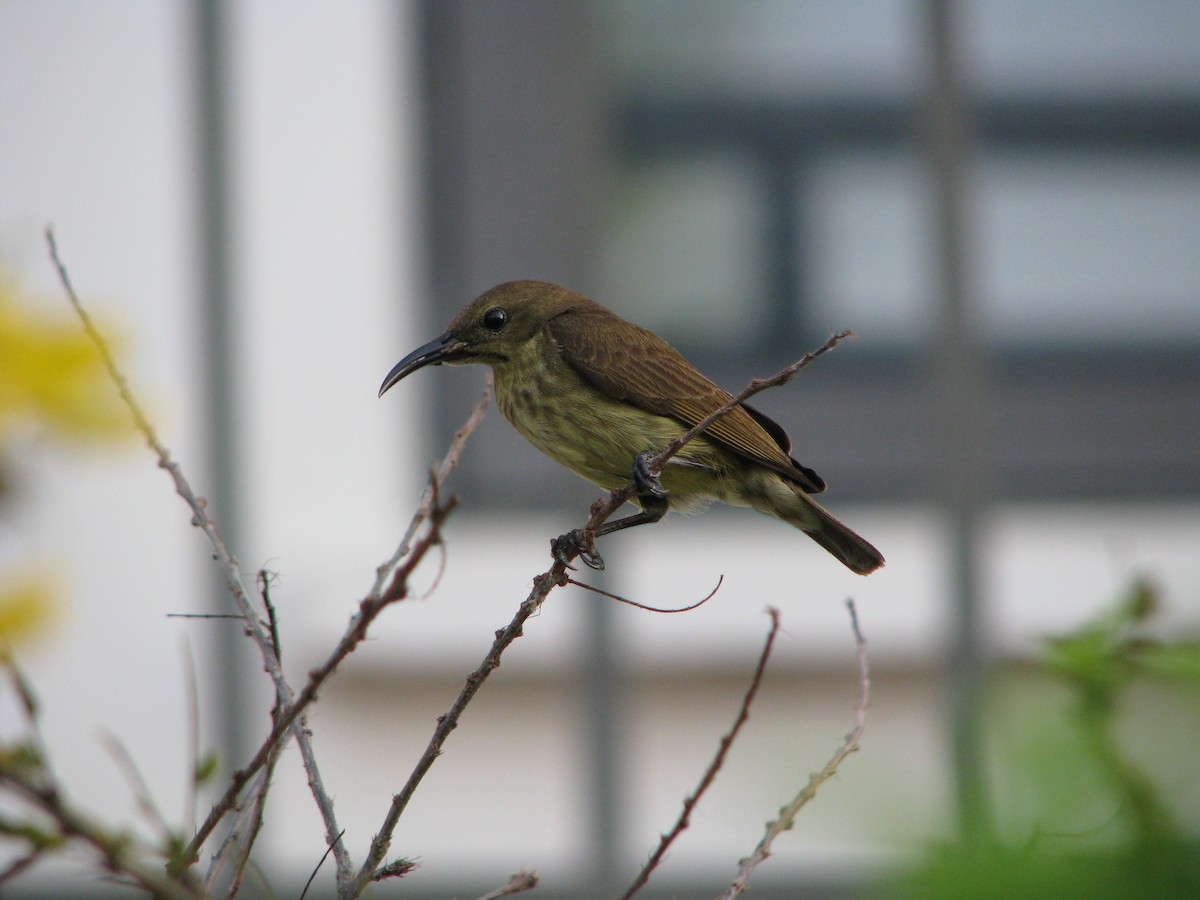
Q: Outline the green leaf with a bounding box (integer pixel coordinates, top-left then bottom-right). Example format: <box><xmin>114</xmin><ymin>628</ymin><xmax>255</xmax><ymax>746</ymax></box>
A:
<box><xmin>1135</xmin><ymin>642</ymin><xmax>1200</xmax><ymax>681</ymax></box>
<box><xmin>194</xmin><ymin>752</ymin><xmax>219</xmax><ymax>786</ymax></box>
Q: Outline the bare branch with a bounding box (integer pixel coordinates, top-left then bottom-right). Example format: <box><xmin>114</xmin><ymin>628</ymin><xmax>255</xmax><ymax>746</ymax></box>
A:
<box><xmin>207</xmin><ymin>378</ymin><xmax>487</xmax><ymax>890</ymax></box>
<box><xmin>0</xmin><ymin>657</ymin><xmax>203</xmax><ymax>898</ymax></box>
<box><xmin>622</xmin><ymin>608</ymin><xmax>782</xmax><ymax>899</ymax></box>
<box><xmin>720</xmin><ymin>599</ymin><xmax>870</xmax><ymax>898</ymax></box>
<box><xmin>371</xmin><ymin>372</ymin><xmax>492</xmax><ymax>596</ymax></box>
<box><xmin>350</xmin><ymin>554</ymin><xmax>564</xmax><ymax>893</ymax></box>
<box><xmin>0</xmin><ymin>846</ymin><xmax>41</xmax><ymax>887</ymax></box>
<box><xmin>99</xmin><ymin>731</ymin><xmax>174</xmax><ymax>841</ymax></box>
<box><xmin>48</xmin><ymin>229</ymin><xmax>271</xmax><ymax>666</ymax></box>
<box><xmin>190</xmin><ymin>493</ymin><xmax>455</xmax><ymax>883</ymax></box>
<box><xmin>260</xmin><ymin>569</ymin><xmax>282</xmax><ymax>662</ymax></box>
<box><xmin>45</xmin><ymin>229</ymin><xmax>320</xmax><ymax>873</ymax></box>
<box><xmin>220</xmin><ymin>593</ymin><xmax>289</xmax><ymax>896</ymax></box>
<box><xmin>45</xmin><ymin>232</ymin><xmax>491</xmax><ymax>889</ymax></box>
<box><xmin>0</xmin><ymin>767</ymin><xmax>204</xmax><ymax>899</ymax></box>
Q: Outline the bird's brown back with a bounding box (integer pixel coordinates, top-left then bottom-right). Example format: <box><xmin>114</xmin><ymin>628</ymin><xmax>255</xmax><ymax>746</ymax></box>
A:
<box><xmin>545</xmin><ymin>297</ymin><xmax>825</xmax><ymax>494</ymax></box>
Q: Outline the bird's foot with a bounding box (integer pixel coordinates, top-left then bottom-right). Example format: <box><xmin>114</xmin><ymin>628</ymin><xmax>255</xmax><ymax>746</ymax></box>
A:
<box><xmin>551</xmin><ymin>529</ymin><xmax>606</xmax><ymax>571</ymax></box>
<box><xmin>633</xmin><ymin>450</ymin><xmax>667</xmax><ymax>500</ymax></box>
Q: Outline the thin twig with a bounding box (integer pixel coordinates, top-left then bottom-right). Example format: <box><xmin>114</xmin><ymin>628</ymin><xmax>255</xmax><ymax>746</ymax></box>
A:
<box><xmin>301</xmin><ymin>830</ymin><xmax>349</xmax><ymax>900</ymax></box>
<box><xmin>475</xmin><ymin>868</ymin><xmax>540</xmax><ymax>899</ymax></box>
<box><xmin>45</xmin><ymin>229</ymin><xmax>168</xmax><ymax>451</ymax></box>
<box><xmin>0</xmin><ymin>768</ymin><xmax>204</xmax><ymax>899</ymax></box>
<box><xmin>180</xmin><ymin>637</ymin><xmax>203</xmax><ymax>841</ymax></box>
<box><xmin>210</xmin><ymin>767</ymin><xmax>270</xmax><ymax>897</ymax></box>
<box><xmin>99</xmin><ymin>731</ymin><xmax>174</xmax><ymax>841</ymax></box>
<box><xmin>371</xmin><ymin>372</ymin><xmax>492</xmax><ymax>597</ymax></box>
<box><xmin>223</xmin><ymin>591</ymin><xmax>289</xmax><ymax>897</ymax></box>
<box><xmin>0</xmin><ymin>657</ymin><xmax>203</xmax><ymax>898</ymax></box>
<box><xmin>260</xmin><ymin>569</ymin><xmax>282</xmax><ymax>663</ymax></box>
<box><xmin>198</xmin><ymin>382</ymin><xmax>486</xmax><ymax>895</ymax></box>
<box><xmin>44</xmin><ymin>230</ymin><xmax>317</xmax><ymax>873</ymax></box>
<box><xmin>650</xmin><ymin>330</ymin><xmax>853</xmax><ymax>474</ymax></box>
<box><xmin>566</xmin><ymin>574</ymin><xmax>724</xmax><ymax>613</ymax></box>
<box><xmin>192</xmin><ymin>494</ymin><xmax>455</xmax><ymax>885</ymax></box>
<box><xmin>720</xmin><ymin>599</ymin><xmax>870</xmax><ymax>898</ymax></box>
<box><xmin>0</xmin><ymin>849</ymin><xmax>41</xmax><ymax>887</ymax></box>
<box><xmin>3</xmin><ymin>651</ymin><xmax>50</xmax><ymax>775</ymax></box>
<box><xmin>292</xmin><ymin>708</ymin><xmax>345</xmax><ymax>887</ymax></box>
<box><xmin>622</xmin><ymin>608</ymin><xmax>782</xmax><ymax>899</ymax></box>
<box><xmin>45</xmin><ymin>231</ymin><xmax>479</xmax><ymax>889</ymax></box>
<box><xmin>350</xmin><ymin>555</ymin><xmax>564</xmax><ymax>893</ymax></box>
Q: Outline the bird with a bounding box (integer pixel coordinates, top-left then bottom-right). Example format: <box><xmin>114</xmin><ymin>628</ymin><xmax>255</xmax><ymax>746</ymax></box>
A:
<box><xmin>379</xmin><ymin>280</ymin><xmax>884</xmax><ymax>575</ymax></box>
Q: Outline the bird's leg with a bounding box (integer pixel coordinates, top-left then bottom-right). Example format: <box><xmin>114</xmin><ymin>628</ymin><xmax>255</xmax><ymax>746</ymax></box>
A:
<box><xmin>551</xmin><ymin>529</ymin><xmax>606</xmax><ymax>571</ymax></box>
<box><xmin>594</xmin><ymin>449</ymin><xmax>670</xmax><ymax>540</ymax></box>
<box><xmin>593</xmin><ymin>499</ymin><xmax>668</xmax><ymax>538</ymax></box>
<box><xmin>631</xmin><ymin>449</ymin><xmax>668</xmax><ymax>500</ymax></box>
<box><xmin>550</xmin><ymin>452</ymin><xmax>670</xmax><ymax>572</ymax></box>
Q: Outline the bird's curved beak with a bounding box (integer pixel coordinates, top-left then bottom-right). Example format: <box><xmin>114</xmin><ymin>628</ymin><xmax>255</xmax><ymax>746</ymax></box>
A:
<box><xmin>378</xmin><ymin>331</ymin><xmax>464</xmax><ymax>397</ymax></box>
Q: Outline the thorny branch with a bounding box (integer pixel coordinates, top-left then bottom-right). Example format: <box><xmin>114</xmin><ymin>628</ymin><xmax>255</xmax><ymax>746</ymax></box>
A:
<box><xmin>45</xmin><ymin>229</ymin><xmax>334</xmax><ymax>876</ymax></box>
<box><xmin>220</xmin><ymin>580</ymin><xmax>290</xmax><ymax>895</ymax></box>
<box><xmin>721</xmin><ymin>599</ymin><xmax>870</xmax><ymax>898</ymax></box>
<box><xmin>375</xmin><ymin>372</ymin><xmax>493</xmax><ymax>587</ymax></box>
<box><xmin>46</xmin><ymin>230</ymin><xmax>489</xmax><ymax>892</ymax></box>
<box><xmin>191</xmin><ymin>486</ymin><xmax>456</xmax><ymax>886</ymax></box>
<box><xmin>197</xmin><ymin>382</ymin><xmax>487</xmax><ymax>897</ymax></box>
<box><xmin>350</xmin><ymin>533</ymin><xmax>562</xmax><ymax>891</ymax></box>
<box><xmin>622</xmin><ymin>608</ymin><xmax>783</xmax><ymax>899</ymax></box>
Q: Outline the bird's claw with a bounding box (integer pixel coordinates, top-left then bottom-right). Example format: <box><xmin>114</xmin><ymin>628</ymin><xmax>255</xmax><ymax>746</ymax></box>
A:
<box><xmin>551</xmin><ymin>529</ymin><xmax>606</xmax><ymax>571</ymax></box>
<box><xmin>633</xmin><ymin>450</ymin><xmax>667</xmax><ymax>499</ymax></box>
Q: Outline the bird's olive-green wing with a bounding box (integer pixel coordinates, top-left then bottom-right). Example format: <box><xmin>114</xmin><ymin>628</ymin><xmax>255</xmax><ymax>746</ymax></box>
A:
<box><xmin>547</xmin><ymin>303</ymin><xmax>825</xmax><ymax>493</ymax></box>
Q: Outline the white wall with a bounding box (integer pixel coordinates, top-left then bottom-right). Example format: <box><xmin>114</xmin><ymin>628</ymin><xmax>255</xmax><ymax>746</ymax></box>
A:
<box><xmin>2</xmin><ymin>2</ymin><xmax>1198</xmax><ymax>895</ymax></box>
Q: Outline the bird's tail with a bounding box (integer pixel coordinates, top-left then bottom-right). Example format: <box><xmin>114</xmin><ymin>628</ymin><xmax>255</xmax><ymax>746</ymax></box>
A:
<box><xmin>755</xmin><ymin>479</ymin><xmax>885</xmax><ymax>575</ymax></box>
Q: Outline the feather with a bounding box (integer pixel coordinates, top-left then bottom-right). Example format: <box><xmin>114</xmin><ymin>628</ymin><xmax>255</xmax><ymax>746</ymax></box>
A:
<box><xmin>546</xmin><ymin>301</ymin><xmax>826</xmax><ymax>494</ymax></box>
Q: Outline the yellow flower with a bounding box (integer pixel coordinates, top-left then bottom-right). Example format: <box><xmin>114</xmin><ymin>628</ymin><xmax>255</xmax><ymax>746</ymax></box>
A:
<box><xmin>0</xmin><ymin>570</ymin><xmax>57</xmax><ymax>646</ymax></box>
<box><xmin>0</xmin><ymin>271</ymin><xmax>135</xmax><ymax>646</ymax></box>
<box><xmin>0</xmin><ymin>275</ymin><xmax>131</xmax><ymax>446</ymax></box>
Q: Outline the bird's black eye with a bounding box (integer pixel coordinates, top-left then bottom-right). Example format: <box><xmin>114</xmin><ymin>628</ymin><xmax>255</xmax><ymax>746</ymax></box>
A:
<box><xmin>482</xmin><ymin>307</ymin><xmax>508</xmax><ymax>331</ymax></box>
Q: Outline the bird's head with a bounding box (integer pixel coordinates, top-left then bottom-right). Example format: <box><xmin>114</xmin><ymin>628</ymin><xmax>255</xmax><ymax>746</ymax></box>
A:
<box><xmin>378</xmin><ymin>280</ymin><xmax>575</xmax><ymax>397</ymax></box>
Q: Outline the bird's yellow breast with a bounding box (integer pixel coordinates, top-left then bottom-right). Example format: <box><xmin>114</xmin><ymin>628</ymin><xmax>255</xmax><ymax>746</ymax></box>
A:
<box><xmin>490</xmin><ymin>342</ymin><xmax>742</xmax><ymax>506</ymax></box>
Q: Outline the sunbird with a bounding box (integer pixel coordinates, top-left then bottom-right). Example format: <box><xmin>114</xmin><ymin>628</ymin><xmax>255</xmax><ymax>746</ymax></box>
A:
<box><xmin>379</xmin><ymin>280</ymin><xmax>884</xmax><ymax>575</ymax></box>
